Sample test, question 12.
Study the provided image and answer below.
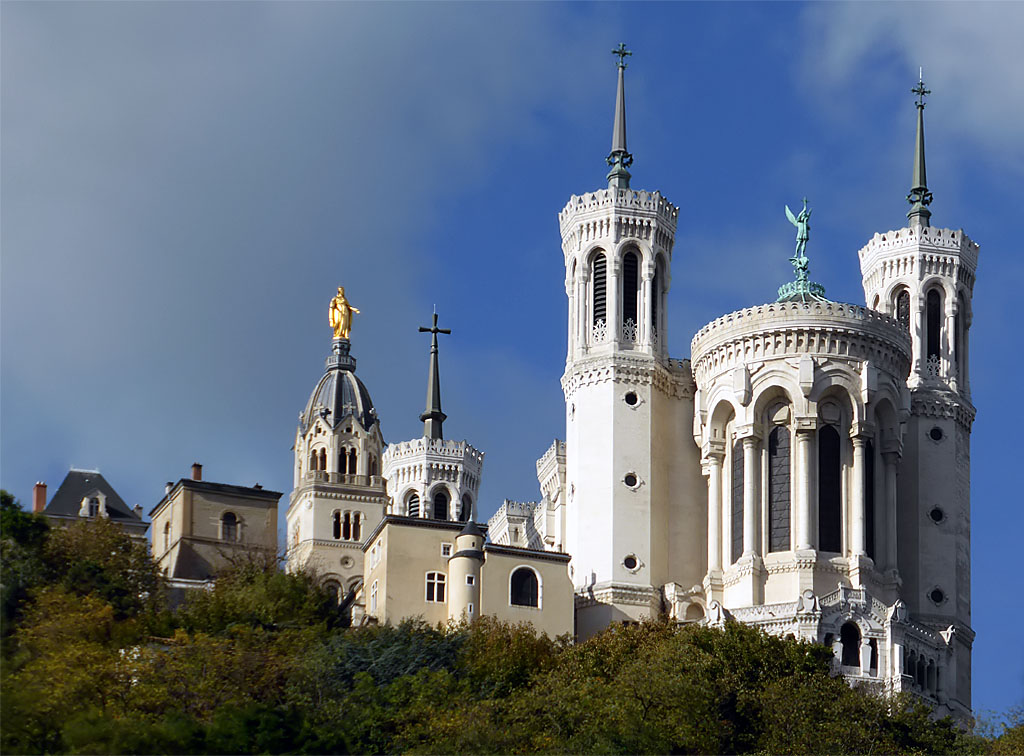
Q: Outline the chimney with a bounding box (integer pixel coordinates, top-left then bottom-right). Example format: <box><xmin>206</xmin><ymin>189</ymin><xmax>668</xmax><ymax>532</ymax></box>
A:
<box><xmin>191</xmin><ymin>463</ymin><xmax>202</xmax><ymax>481</ymax></box>
<box><xmin>32</xmin><ymin>482</ymin><xmax>47</xmax><ymax>514</ymax></box>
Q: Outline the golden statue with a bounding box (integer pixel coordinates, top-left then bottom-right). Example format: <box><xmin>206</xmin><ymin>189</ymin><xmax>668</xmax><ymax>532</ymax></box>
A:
<box><xmin>329</xmin><ymin>286</ymin><xmax>360</xmax><ymax>339</ymax></box>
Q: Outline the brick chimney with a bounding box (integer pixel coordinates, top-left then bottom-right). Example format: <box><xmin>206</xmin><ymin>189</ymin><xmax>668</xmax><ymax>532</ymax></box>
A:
<box><xmin>32</xmin><ymin>482</ymin><xmax>47</xmax><ymax>513</ymax></box>
<box><xmin>191</xmin><ymin>463</ymin><xmax>202</xmax><ymax>481</ymax></box>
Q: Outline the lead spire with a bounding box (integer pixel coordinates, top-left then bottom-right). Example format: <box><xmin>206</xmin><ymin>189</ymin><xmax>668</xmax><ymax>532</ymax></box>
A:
<box><xmin>606</xmin><ymin>43</ymin><xmax>633</xmax><ymax>190</ymax></box>
<box><xmin>418</xmin><ymin>310</ymin><xmax>451</xmax><ymax>440</ymax></box>
<box><xmin>907</xmin><ymin>70</ymin><xmax>933</xmax><ymax>228</ymax></box>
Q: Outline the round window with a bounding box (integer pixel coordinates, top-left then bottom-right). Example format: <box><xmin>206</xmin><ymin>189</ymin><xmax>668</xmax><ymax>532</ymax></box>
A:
<box><xmin>928</xmin><ymin>507</ymin><xmax>945</xmax><ymax>524</ymax></box>
<box><xmin>341</xmin><ymin>555</ymin><xmax>355</xmax><ymax>569</ymax></box>
<box><xmin>624</xmin><ymin>473</ymin><xmax>638</xmax><ymax>488</ymax></box>
<box><xmin>929</xmin><ymin>427</ymin><xmax>944</xmax><ymax>442</ymax></box>
<box><xmin>624</xmin><ymin>391</ymin><xmax>639</xmax><ymax>406</ymax></box>
<box><xmin>929</xmin><ymin>588</ymin><xmax>945</xmax><ymax>604</ymax></box>
<box><xmin>623</xmin><ymin>555</ymin><xmax>638</xmax><ymax>570</ymax></box>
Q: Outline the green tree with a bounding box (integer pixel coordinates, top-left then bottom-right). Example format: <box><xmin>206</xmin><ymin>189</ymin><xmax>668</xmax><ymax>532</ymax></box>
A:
<box><xmin>0</xmin><ymin>489</ymin><xmax>50</xmax><ymax>639</ymax></box>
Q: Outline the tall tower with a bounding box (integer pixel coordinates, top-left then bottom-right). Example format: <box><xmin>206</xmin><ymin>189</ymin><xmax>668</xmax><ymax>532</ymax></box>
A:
<box><xmin>381</xmin><ymin>312</ymin><xmax>484</xmax><ymax>523</ymax></box>
<box><xmin>858</xmin><ymin>76</ymin><xmax>977</xmax><ymax>714</ymax></box>
<box><xmin>559</xmin><ymin>46</ymin><xmax>698</xmax><ymax>638</ymax></box>
<box><xmin>286</xmin><ymin>288</ymin><xmax>388</xmax><ymax>602</ymax></box>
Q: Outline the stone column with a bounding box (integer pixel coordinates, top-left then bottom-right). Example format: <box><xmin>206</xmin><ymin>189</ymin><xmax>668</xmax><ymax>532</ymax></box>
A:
<box><xmin>742</xmin><ymin>436</ymin><xmax>760</xmax><ymax>556</ymax></box>
<box><xmin>607</xmin><ymin>259</ymin><xmax>620</xmax><ymax>342</ymax></box>
<box><xmin>641</xmin><ymin>269</ymin><xmax>653</xmax><ymax>347</ymax></box>
<box><xmin>883</xmin><ymin>451</ymin><xmax>900</xmax><ymax>571</ymax></box>
<box><xmin>850</xmin><ymin>435</ymin><xmax>868</xmax><ymax>556</ymax></box>
<box><xmin>795</xmin><ymin>426</ymin><xmax>815</xmax><ymax>550</ymax></box>
<box><xmin>944</xmin><ymin>299</ymin><xmax>957</xmax><ymax>386</ymax></box>
<box><xmin>706</xmin><ymin>453</ymin><xmax>724</xmax><ymax>572</ymax></box>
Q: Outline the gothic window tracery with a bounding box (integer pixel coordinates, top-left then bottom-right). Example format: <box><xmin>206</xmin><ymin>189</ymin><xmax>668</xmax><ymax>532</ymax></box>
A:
<box><xmin>590</xmin><ymin>251</ymin><xmax>607</xmax><ymax>332</ymax></box>
<box><xmin>621</xmin><ymin>249</ymin><xmax>639</xmax><ymax>339</ymax></box>
<box><xmin>895</xmin><ymin>289</ymin><xmax>910</xmax><ymax>333</ymax></box>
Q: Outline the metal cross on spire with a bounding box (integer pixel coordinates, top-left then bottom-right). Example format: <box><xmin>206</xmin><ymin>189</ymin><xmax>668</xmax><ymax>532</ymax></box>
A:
<box><xmin>612</xmin><ymin>42</ymin><xmax>632</xmax><ymax>69</ymax></box>
<box><xmin>418</xmin><ymin>311</ymin><xmax>451</xmax><ymax>441</ymax></box>
<box><xmin>908</xmin><ymin>70</ymin><xmax>933</xmax><ymax>226</ymax></box>
<box><xmin>912</xmin><ymin>69</ymin><xmax>931</xmax><ymax>109</ymax></box>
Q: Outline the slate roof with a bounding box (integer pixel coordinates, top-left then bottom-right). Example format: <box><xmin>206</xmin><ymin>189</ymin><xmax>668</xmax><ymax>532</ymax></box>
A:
<box><xmin>46</xmin><ymin>469</ymin><xmax>143</xmax><ymax>524</ymax></box>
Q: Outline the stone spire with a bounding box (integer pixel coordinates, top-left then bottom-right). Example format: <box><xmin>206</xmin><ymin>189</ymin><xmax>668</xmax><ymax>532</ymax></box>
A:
<box><xmin>606</xmin><ymin>43</ymin><xmax>633</xmax><ymax>190</ymax></box>
<box><xmin>907</xmin><ymin>71</ymin><xmax>933</xmax><ymax>228</ymax></box>
<box><xmin>418</xmin><ymin>310</ymin><xmax>450</xmax><ymax>440</ymax></box>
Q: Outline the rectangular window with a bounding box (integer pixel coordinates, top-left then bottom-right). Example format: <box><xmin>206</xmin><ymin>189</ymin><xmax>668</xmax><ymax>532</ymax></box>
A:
<box><xmin>468</xmin><ymin>602</ymin><xmax>474</xmax><ymax>614</ymax></box>
<box><xmin>370</xmin><ymin>580</ymin><xmax>378</xmax><ymax>613</ymax></box>
<box><xmin>466</xmin><ymin>575</ymin><xmax>475</xmax><ymax>586</ymax></box>
<box><xmin>441</xmin><ymin>543</ymin><xmax>452</xmax><ymax>557</ymax></box>
<box><xmin>425</xmin><ymin>572</ymin><xmax>446</xmax><ymax>603</ymax></box>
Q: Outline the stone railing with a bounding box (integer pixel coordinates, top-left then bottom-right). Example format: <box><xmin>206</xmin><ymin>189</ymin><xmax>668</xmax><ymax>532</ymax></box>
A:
<box><xmin>690</xmin><ymin>301</ymin><xmax>912</xmax><ymax>383</ymax></box>
<box><xmin>858</xmin><ymin>226</ymin><xmax>978</xmax><ymax>271</ymax></box>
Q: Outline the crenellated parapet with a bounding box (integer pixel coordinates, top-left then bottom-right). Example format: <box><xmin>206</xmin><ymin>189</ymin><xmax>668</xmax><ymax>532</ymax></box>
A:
<box><xmin>858</xmin><ymin>226</ymin><xmax>978</xmax><ymax>299</ymax></box>
<box><xmin>381</xmin><ymin>437</ymin><xmax>484</xmax><ymax>520</ymax></box>
<box><xmin>690</xmin><ymin>301</ymin><xmax>911</xmax><ymax>387</ymax></box>
<box><xmin>559</xmin><ymin>188</ymin><xmax>678</xmax><ymax>252</ymax></box>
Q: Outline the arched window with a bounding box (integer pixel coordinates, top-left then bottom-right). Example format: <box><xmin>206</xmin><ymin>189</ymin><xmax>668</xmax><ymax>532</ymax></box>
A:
<box><xmin>342</xmin><ymin>511</ymin><xmax>352</xmax><ymax>540</ymax></box>
<box><xmin>591</xmin><ymin>252</ymin><xmax>607</xmax><ymax>327</ymax></box>
<box><xmin>163</xmin><ymin>522</ymin><xmax>171</xmax><ymax>552</ymax></box>
<box><xmin>818</xmin><ymin>425</ymin><xmax>842</xmax><ymax>553</ymax></box>
<box><xmin>730</xmin><ymin>439</ymin><xmax>743</xmax><ymax>564</ymax></box>
<box><xmin>369</xmin><ymin>455</ymin><xmax>378</xmax><ymax>477</ymax></box>
<box><xmin>869</xmin><ymin>638</ymin><xmax>879</xmax><ymax>673</ymax></box>
<box><xmin>865</xmin><ymin>440</ymin><xmax>876</xmax><ymax>560</ymax></box>
<box><xmin>767</xmin><ymin>426</ymin><xmax>791</xmax><ymax>553</ymax></box>
<box><xmin>895</xmin><ymin>289</ymin><xmax>910</xmax><ymax>333</ymax></box>
<box><xmin>510</xmin><ymin>567</ymin><xmax>539</xmax><ymax>607</ymax></box>
<box><xmin>621</xmin><ymin>250</ymin><xmax>639</xmax><ymax>338</ymax></box>
<box><xmin>433</xmin><ymin>491</ymin><xmax>449</xmax><ymax>521</ymax></box>
<box><xmin>332</xmin><ymin>511</ymin><xmax>341</xmax><ymax>540</ymax></box>
<box><xmin>323</xmin><ymin>580</ymin><xmax>340</xmax><ymax>605</ymax></box>
<box><xmin>407</xmin><ymin>493</ymin><xmax>420</xmax><ymax>518</ymax></box>
<box><xmin>840</xmin><ymin>622</ymin><xmax>861</xmax><ymax>668</ymax></box>
<box><xmin>318</xmin><ymin>448</ymin><xmax>327</xmax><ymax>472</ymax></box>
<box><xmin>349</xmin><ymin>448</ymin><xmax>357</xmax><ymax>475</ymax></box>
<box><xmin>425</xmin><ymin>572</ymin><xmax>446</xmax><ymax>603</ymax></box>
<box><xmin>352</xmin><ymin>511</ymin><xmax>361</xmax><ymax>541</ymax></box>
<box><xmin>222</xmin><ymin>512</ymin><xmax>238</xmax><ymax>542</ymax></box>
<box><xmin>309</xmin><ymin>450</ymin><xmax>318</xmax><ymax>471</ymax></box>
<box><xmin>339</xmin><ymin>451</ymin><xmax>347</xmax><ymax>474</ymax></box>
<box><xmin>460</xmin><ymin>494</ymin><xmax>472</xmax><ymax>522</ymax></box>
<box><xmin>926</xmin><ymin>288</ymin><xmax>942</xmax><ymax>362</ymax></box>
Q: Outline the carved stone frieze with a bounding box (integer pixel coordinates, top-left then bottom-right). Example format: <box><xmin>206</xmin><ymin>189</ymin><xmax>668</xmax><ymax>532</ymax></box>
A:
<box><xmin>561</xmin><ymin>353</ymin><xmax>695</xmax><ymax>400</ymax></box>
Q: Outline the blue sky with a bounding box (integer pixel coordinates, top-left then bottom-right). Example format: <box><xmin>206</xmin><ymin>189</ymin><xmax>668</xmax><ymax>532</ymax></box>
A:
<box><xmin>2</xmin><ymin>2</ymin><xmax>1021</xmax><ymax>716</ymax></box>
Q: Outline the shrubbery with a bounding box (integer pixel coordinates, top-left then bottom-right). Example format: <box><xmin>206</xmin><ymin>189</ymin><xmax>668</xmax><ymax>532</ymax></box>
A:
<box><xmin>1</xmin><ymin>489</ymin><xmax>1019</xmax><ymax>754</ymax></box>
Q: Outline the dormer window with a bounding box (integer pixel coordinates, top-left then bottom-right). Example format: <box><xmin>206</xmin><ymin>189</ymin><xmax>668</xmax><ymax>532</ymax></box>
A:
<box><xmin>88</xmin><ymin>497</ymin><xmax>99</xmax><ymax>518</ymax></box>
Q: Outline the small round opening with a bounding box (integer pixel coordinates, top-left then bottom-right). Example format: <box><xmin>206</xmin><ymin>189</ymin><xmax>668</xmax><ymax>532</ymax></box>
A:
<box><xmin>929</xmin><ymin>507</ymin><xmax>945</xmax><ymax>524</ymax></box>
<box><xmin>624</xmin><ymin>473</ymin><xmax>638</xmax><ymax>488</ymax></box>
<box><xmin>624</xmin><ymin>391</ymin><xmax>638</xmax><ymax>406</ymax></box>
<box><xmin>929</xmin><ymin>588</ymin><xmax>945</xmax><ymax>604</ymax></box>
<box><xmin>929</xmin><ymin>427</ymin><xmax>944</xmax><ymax>442</ymax></box>
<box><xmin>623</xmin><ymin>555</ymin><xmax>638</xmax><ymax>570</ymax></box>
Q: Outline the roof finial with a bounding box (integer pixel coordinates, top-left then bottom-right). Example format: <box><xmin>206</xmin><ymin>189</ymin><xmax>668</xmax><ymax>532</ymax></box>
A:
<box><xmin>418</xmin><ymin>311</ymin><xmax>451</xmax><ymax>440</ymax></box>
<box><xmin>606</xmin><ymin>43</ymin><xmax>633</xmax><ymax>190</ymax></box>
<box><xmin>777</xmin><ymin>198</ymin><xmax>828</xmax><ymax>303</ymax></box>
<box><xmin>907</xmin><ymin>71</ymin><xmax>933</xmax><ymax>228</ymax></box>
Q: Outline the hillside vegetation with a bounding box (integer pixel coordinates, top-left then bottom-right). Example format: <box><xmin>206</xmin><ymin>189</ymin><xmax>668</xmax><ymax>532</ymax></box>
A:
<box><xmin>2</xmin><ymin>491</ymin><xmax>1020</xmax><ymax>755</ymax></box>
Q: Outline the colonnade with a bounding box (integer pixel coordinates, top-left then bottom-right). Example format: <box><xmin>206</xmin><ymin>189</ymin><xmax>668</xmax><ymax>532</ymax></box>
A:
<box><xmin>703</xmin><ymin>420</ymin><xmax>901</xmax><ymax>575</ymax></box>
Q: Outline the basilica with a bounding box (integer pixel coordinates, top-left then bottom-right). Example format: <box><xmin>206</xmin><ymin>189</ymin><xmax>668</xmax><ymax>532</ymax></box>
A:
<box><xmin>278</xmin><ymin>53</ymin><xmax>977</xmax><ymax>720</ymax></box>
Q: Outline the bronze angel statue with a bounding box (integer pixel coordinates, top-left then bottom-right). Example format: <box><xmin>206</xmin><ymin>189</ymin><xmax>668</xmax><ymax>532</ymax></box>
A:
<box><xmin>785</xmin><ymin>199</ymin><xmax>812</xmax><ymax>281</ymax></box>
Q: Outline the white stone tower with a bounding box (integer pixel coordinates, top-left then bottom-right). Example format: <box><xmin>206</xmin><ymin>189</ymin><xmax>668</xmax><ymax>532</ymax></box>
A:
<box><xmin>381</xmin><ymin>311</ymin><xmax>484</xmax><ymax>522</ymax></box>
<box><xmin>286</xmin><ymin>304</ymin><xmax>389</xmax><ymax>602</ymax></box>
<box><xmin>559</xmin><ymin>46</ymin><xmax>700</xmax><ymax>638</ymax></box>
<box><xmin>858</xmin><ymin>77</ymin><xmax>977</xmax><ymax>713</ymax></box>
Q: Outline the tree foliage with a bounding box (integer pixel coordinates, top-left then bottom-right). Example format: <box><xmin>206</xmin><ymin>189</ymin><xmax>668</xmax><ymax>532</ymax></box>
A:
<box><xmin>0</xmin><ymin>510</ymin><xmax>1012</xmax><ymax>754</ymax></box>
